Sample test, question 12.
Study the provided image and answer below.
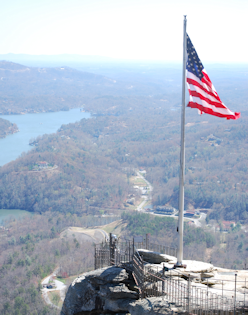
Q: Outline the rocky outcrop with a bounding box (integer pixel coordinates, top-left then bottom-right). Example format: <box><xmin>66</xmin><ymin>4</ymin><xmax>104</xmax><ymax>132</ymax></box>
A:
<box><xmin>61</xmin><ymin>253</ymin><xmax>217</xmax><ymax>315</ymax></box>
<box><xmin>61</xmin><ymin>266</ymin><xmax>134</xmax><ymax>315</ymax></box>
<box><xmin>61</xmin><ymin>250</ymin><xmax>248</xmax><ymax>314</ymax></box>
<box><xmin>61</xmin><ymin>266</ymin><xmax>176</xmax><ymax>315</ymax></box>
<box><xmin>137</xmin><ymin>249</ymin><xmax>176</xmax><ymax>264</ymax></box>
<box><xmin>128</xmin><ymin>297</ymin><xmax>174</xmax><ymax>315</ymax></box>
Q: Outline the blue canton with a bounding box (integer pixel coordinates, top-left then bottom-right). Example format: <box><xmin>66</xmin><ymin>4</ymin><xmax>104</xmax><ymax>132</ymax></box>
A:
<box><xmin>186</xmin><ymin>34</ymin><xmax>204</xmax><ymax>80</ymax></box>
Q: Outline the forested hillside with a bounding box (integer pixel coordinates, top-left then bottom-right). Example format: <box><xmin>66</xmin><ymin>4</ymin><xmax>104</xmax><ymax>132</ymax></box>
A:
<box><xmin>0</xmin><ymin>212</ymin><xmax>119</xmax><ymax>315</ymax></box>
<box><xmin>0</xmin><ymin>91</ymin><xmax>247</xmax><ymax>222</ymax></box>
<box><xmin>0</xmin><ymin>128</ymin><xmax>132</xmax><ymax>214</ymax></box>
<box><xmin>121</xmin><ymin>212</ymin><xmax>248</xmax><ymax>270</ymax></box>
<box><xmin>68</xmin><ymin>99</ymin><xmax>248</xmax><ymax>223</ymax></box>
<box><xmin>0</xmin><ymin>61</ymin><xmax>127</xmax><ymax>115</ymax></box>
<box><xmin>0</xmin><ymin>117</ymin><xmax>18</xmax><ymax>138</ymax></box>
<box><xmin>0</xmin><ymin>61</ymin><xmax>247</xmax><ymax>223</ymax></box>
<box><xmin>1</xmin><ymin>210</ymin><xmax>247</xmax><ymax>315</ymax></box>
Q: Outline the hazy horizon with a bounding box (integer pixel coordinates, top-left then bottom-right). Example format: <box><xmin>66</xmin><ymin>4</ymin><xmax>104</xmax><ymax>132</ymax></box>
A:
<box><xmin>0</xmin><ymin>53</ymin><xmax>247</xmax><ymax>66</ymax></box>
<box><xmin>1</xmin><ymin>0</ymin><xmax>247</xmax><ymax>63</ymax></box>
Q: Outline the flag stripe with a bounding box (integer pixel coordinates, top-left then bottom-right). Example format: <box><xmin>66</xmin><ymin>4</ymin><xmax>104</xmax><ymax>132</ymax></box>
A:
<box><xmin>201</xmin><ymin>71</ymin><xmax>214</xmax><ymax>90</ymax></box>
<box><xmin>187</xmin><ymin>70</ymin><xmax>220</xmax><ymax>100</ymax></box>
<box><xmin>186</xmin><ymin>33</ymin><xmax>240</xmax><ymax>120</ymax></box>
<box><xmin>188</xmin><ymin>102</ymin><xmax>239</xmax><ymax>119</ymax></box>
<box><xmin>188</xmin><ymin>95</ymin><xmax>235</xmax><ymax>116</ymax></box>
<box><xmin>187</xmin><ymin>77</ymin><xmax>220</xmax><ymax>102</ymax></box>
<box><xmin>187</xmin><ymin>70</ymin><xmax>239</xmax><ymax>118</ymax></box>
<box><xmin>188</xmin><ymin>90</ymin><xmax>227</xmax><ymax>108</ymax></box>
<box><xmin>187</xmin><ymin>71</ymin><xmax>212</xmax><ymax>91</ymax></box>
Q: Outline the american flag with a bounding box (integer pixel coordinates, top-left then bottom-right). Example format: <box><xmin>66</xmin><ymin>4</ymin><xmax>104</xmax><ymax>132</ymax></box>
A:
<box><xmin>186</xmin><ymin>34</ymin><xmax>240</xmax><ymax>120</ymax></box>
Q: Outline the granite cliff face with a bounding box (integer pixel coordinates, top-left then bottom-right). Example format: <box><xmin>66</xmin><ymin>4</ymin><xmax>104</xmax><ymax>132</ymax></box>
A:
<box><xmin>61</xmin><ymin>266</ymin><xmax>174</xmax><ymax>315</ymax></box>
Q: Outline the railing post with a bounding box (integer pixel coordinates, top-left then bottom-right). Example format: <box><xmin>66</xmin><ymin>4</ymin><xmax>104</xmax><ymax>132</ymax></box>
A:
<box><xmin>222</xmin><ymin>280</ymin><xmax>223</xmax><ymax>300</ymax></box>
<box><xmin>141</xmin><ymin>255</ymin><xmax>145</xmax><ymax>298</ymax></box>
<box><xmin>177</xmin><ymin>272</ymin><xmax>180</xmax><ymax>307</ymax></box>
<box><xmin>146</xmin><ymin>233</ymin><xmax>149</xmax><ymax>250</ymax></box>
<box><xmin>166</xmin><ymin>269</ymin><xmax>168</xmax><ymax>300</ymax></box>
<box><xmin>206</xmin><ymin>278</ymin><xmax>209</xmax><ymax>315</ymax></box>
<box><xmin>187</xmin><ymin>275</ymin><xmax>191</xmax><ymax>314</ymax></box>
<box><xmin>109</xmin><ymin>233</ymin><xmax>112</xmax><ymax>265</ymax></box>
<box><xmin>133</xmin><ymin>237</ymin><xmax>135</xmax><ymax>259</ymax></box>
<box><xmin>109</xmin><ymin>233</ymin><xmax>117</xmax><ymax>266</ymax></box>
<box><xmin>129</xmin><ymin>240</ymin><xmax>131</xmax><ymax>262</ymax></box>
<box><xmin>244</xmin><ymin>278</ymin><xmax>246</xmax><ymax>309</ymax></box>
<box><xmin>234</xmin><ymin>273</ymin><xmax>237</xmax><ymax>315</ymax></box>
<box><xmin>162</xmin><ymin>263</ymin><xmax>165</xmax><ymax>299</ymax></box>
<box><xmin>94</xmin><ymin>245</ymin><xmax>96</xmax><ymax>270</ymax></box>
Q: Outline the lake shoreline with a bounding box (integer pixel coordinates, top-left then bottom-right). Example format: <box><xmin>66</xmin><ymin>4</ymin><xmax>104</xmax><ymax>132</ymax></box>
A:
<box><xmin>0</xmin><ymin>209</ymin><xmax>33</xmax><ymax>225</ymax></box>
<box><xmin>0</xmin><ymin>106</ymin><xmax>77</xmax><ymax>116</ymax></box>
<box><xmin>0</xmin><ymin>108</ymin><xmax>91</xmax><ymax>223</ymax></box>
<box><xmin>0</xmin><ymin>107</ymin><xmax>91</xmax><ymax>167</ymax></box>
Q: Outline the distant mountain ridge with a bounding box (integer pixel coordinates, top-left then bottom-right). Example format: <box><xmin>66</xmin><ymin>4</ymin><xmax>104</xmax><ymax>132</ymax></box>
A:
<box><xmin>0</xmin><ymin>53</ymin><xmax>116</xmax><ymax>61</ymax></box>
<box><xmin>0</xmin><ymin>61</ymin><xmax>124</xmax><ymax>115</ymax></box>
<box><xmin>0</xmin><ymin>54</ymin><xmax>119</xmax><ymax>67</ymax></box>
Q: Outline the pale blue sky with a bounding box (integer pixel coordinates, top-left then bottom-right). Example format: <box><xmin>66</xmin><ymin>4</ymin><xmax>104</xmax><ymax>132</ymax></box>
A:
<box><xmin>0</xmin><ymin>0</ymin><xmax>247</xmax><ymax>63</ymax></box>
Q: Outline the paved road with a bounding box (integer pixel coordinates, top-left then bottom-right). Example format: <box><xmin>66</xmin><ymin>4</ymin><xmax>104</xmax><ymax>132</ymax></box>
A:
<box><xmin>137</xmin><ymin>197</ymin><xmax>148</xmax><ymax>211</ymax></box>
<box><xmin>193</xmin><ymin>213</ymin><xmax>206</xmax><ymax>227</ymax></box>
<box><xmin>97</xmin><ymin>228</ymin><xmax>109</xmax><ymax>240</ymax></box>
<box><xmin>134</xmin><ymin>170</ymin><xmax>208</xmax><ymax>229</ymax></box>
<box><xmin>135</xmin><ymin>171</ymin><xmax>153</xmax><ymax>211</ymax></box>
<box><xmin>136</xmin><ymin>171</ymin><xmax>153</xmax><ymax>194</ymax></box>
<box><xmin>41</xmin><ymin>268</ymin><xmax>67</xmax><ymax>309</ymax></box>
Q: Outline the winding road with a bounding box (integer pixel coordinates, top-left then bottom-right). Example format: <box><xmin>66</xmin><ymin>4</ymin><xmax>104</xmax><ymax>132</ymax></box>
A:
<box><xmin>135</xmin><ymin>171</ymin><xmax>153</xmax><ymax>212</ymax></box>
<box><xmin>135</xmin><ymin>170</ymin><xmax>206</xmax><ymax>228</ymax></box>
<box><xmin>41</xmin><ymin>268</ymin><xmax>67</xmax><ymax>309</ymax></box>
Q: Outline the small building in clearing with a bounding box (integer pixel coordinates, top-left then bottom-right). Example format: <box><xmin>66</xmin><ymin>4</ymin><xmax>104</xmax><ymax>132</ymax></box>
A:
<box><xmin>155</xmin><ymin>206</ymin><xmax>175</xmax><ymax>215</ymax></box>
<box><xmin>38</xmin><ymin>161</ymin><xmax>49</xmax><ymax>169</ymax></box>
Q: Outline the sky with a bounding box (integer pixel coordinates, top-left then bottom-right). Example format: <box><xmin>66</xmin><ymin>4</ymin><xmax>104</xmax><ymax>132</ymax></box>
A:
<box><xmin>0</xmin><ymin>0</ymin><xmax>247</xmax><ymax>63</ymax></box>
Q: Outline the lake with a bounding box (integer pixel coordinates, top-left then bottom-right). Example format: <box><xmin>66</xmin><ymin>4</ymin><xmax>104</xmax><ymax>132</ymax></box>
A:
<box><xmin>0</xmin><ymin>209</ymin><xmax>33</xmax><ymax>225</ymax></box>
<box><xmin>0</xmin><ymin>108</ymin><xmax>91</xmax><ymax>223</ymax></box>
<box><xmin>0</xmin><ymin>108</ymin><xmax>91</xmax><ymax>166</ymax></box>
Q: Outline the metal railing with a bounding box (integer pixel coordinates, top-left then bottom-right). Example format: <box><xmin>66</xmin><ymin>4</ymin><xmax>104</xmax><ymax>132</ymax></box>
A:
<box><xmin>94</xmin><ymin>234</ymin><xmax>248</xmax><ymax>314</ymax></box>
<box><xmin>133</xmin><ymin>254</ymin><xmax>248</xmax><ymax>315</ymax></box>
<box><xmin>95</xmin><ymin>236</ymin><xmax>135</xmax><ymax>270</ymax></box>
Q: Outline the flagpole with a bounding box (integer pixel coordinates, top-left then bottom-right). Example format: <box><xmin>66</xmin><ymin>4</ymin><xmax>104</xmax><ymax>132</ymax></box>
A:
<box><xmin>177</xmin><ymin>15</ymin><xmax>187</xmax><ymax>266</ymax></box>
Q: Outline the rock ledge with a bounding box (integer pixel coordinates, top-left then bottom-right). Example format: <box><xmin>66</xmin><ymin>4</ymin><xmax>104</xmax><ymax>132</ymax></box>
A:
<box><xmin>61</xmin><ymin>266</ymin><xmax>176</xmax><ymax>315</ymax></box>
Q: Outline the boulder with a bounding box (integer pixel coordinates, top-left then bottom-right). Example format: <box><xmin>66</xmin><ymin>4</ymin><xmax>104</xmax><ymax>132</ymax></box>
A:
<box><xmin>138</xmin><ymin>249</ymin><xmax>176</xmax><ymax>264</ymax></box>
<box><xmin>128</xmin><ymin>297</ymin><xmax>174</xmax><ymax>315</ymax></box>
<box><xmin>201</xmin><ymin>278</ymin><xmax>221</xmax><ymax>286</ymax></box>
<box><xmin>201</xmin><ymin>272</ymin><xmax>215</xmax><ymax>278</ymax></box>
<box><xmin>164</xmin><ymin>269</ymin><xmax>183</xmax><ymax>277</ymax></box>
<box><xmin>88</xmin><ymin>266</ymin><xmax>129</xmax><ymax>285</ymax></box>
<box><xmin>100</xmin><ymin>283</ymin><xmax>139</xmax><ymax>300</ymax></box>
<box><xmin>183</xmin><ymin>260</ymin><xmax>214</xmax><ymax>273</ymax></box>
<box><xmin>103</xmin><ymin>298</ymin><xmax>134</xmax><ymax>313</ymax></box>
<box><xmin>61</xmin><ymin>266</ymin><xmax>131</xmax><ymax>315</ymax></box>
<box><xmin>62</xmin><ymin>276</ymin><xmax>98</xmax><ymax>314</ymax></box>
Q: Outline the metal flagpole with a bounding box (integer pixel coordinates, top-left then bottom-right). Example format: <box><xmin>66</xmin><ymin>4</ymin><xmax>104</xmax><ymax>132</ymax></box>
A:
<box><xmin>176</xmin><ymin>15</ymin><xmax>187</xmax><ymax>266</ymax></box>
